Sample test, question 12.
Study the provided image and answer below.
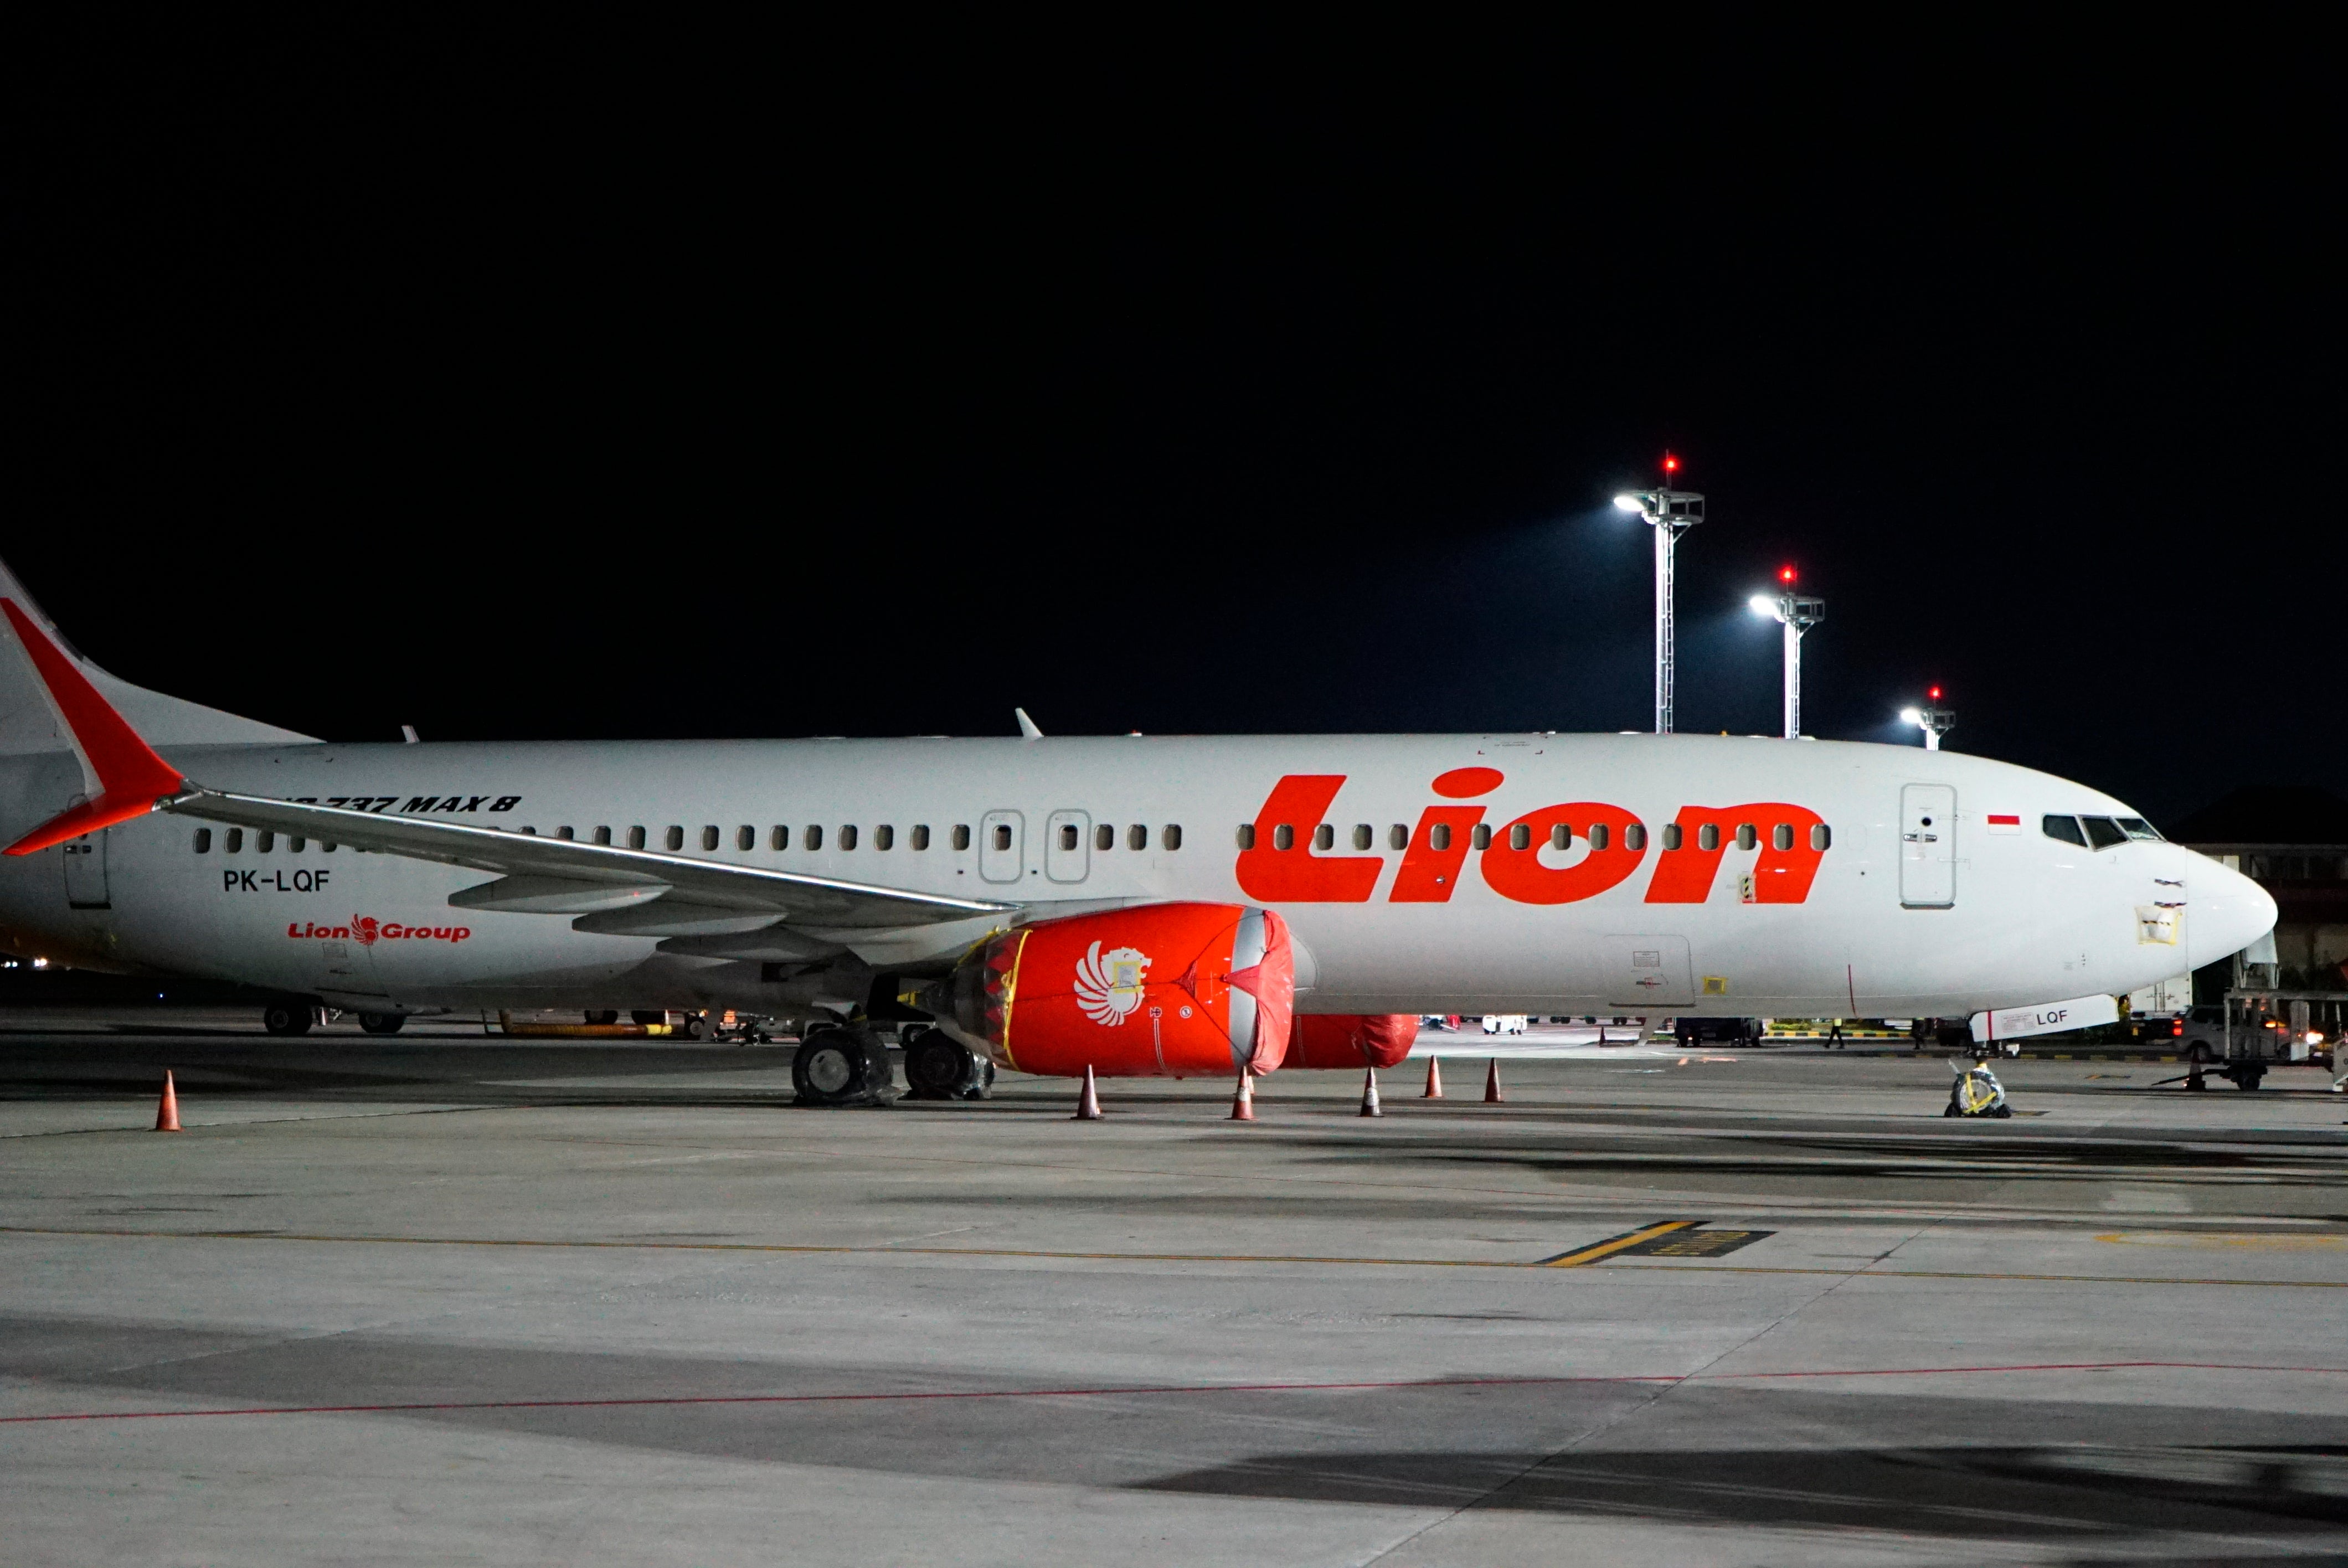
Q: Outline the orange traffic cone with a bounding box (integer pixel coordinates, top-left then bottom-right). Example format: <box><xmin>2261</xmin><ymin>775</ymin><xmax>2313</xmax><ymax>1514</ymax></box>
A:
<box><xmin>1230</xmin><ymin>1071</ymin><xmax>1256</xmax><ymax>1121</ymax></box>
<box><xmin>1483</xmin><ymin>1058</ymin><xmax>1504</xmax><ymax>1103</ymax></box>
<box><xmin>155</xmin><ymin>1071</ymin><xmax>182</xmax><ymax>1132</ymax></box>
<box><xmin>1358</xmin><ymin>1067</ymin><xmax>1382</xmax><ymax>1117</ymax></box>
<box><xmin>1074</xmin><ymin>1064</ymin><xmax>1103</xmax><ymax>1121</ymax></box>
<box><xmin>1422</xmin><ymin>1056</ymin><xmax>1443</xmax><ymax>1098</ymax></box>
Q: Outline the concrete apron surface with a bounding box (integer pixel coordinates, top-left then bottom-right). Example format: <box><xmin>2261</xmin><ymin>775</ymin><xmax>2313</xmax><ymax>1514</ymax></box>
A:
<box><xmin>0</xmin><ymin>1022</ymin><xmax>2344</xmax><ymax>1567</ymax></box>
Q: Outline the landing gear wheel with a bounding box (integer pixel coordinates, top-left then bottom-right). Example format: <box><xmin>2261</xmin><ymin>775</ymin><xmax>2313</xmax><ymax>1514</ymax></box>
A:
<box><xmin>791</xmin><ymin>1025</ymin><xmax>897</xmax><ymax>1107</ymax></box>
<box><xmin>903</xmin><ymin>1028</ymin><xmax>993</xmax><ymax>1100</ymax></box>
<box><xmin>2236</xmin><ymin>1067</ymin><xmax>2265</xmax><ymax>1091</ymax></box>
<box><xmin>678</xmin><ymin>1012</ymin><xmax>707</xmax><ymax>1040</ymax></box>
<box><xmin>357</xmin><ymin>1012</ymin><xmax>405</xmax><ymax>1035</ymax></box>
<box><xmin>262</xmin><ymin>1001</ymin><xmax>313</xmax><ymax>1036</ymax></box>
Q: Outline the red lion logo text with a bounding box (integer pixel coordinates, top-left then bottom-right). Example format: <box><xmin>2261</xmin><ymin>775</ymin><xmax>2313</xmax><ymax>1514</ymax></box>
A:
<box><xmin>287</xmin><ymin>917</ymin><xmax>471</xmax><ymax>943</ymax></box>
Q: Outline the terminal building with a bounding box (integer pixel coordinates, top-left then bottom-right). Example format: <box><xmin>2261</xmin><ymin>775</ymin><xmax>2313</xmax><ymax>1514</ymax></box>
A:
<box><xmin>2170</xmin><ymin>785</ymin><xmax>2348</xmax><ymax>1042</ymax></box>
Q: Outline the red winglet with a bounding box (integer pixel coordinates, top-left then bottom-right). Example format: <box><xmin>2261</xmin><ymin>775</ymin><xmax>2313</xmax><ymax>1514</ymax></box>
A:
<box><xmin>2</xmin><ymin>600</ymin><xmax>188</xmax><ymax>855</ymax></box>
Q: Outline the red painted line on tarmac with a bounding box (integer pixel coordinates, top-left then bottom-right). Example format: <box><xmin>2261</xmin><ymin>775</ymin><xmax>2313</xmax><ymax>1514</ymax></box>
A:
<box><xmin>6</xmin><ymin>1360</ymin><xmax>2345</xmax><ymax>1427</ymax></box>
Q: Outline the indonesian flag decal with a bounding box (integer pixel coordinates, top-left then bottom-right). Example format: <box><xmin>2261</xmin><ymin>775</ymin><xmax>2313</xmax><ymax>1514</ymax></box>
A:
<box><xmin>1986</xmin><ymin>813</ymin><xmax>2022</xmax><ymax>835</ymax></box>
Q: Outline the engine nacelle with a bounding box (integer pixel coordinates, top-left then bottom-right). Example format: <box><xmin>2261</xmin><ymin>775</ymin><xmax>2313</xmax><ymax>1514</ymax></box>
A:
<box><xmin>943</xmin><ymin>902</ymin><xmax>1291</xmax><ymax>1079</ymax></box>
<box><xmin>1285</xmin><ymin>1013</ymin><xmax>1419</xmax><ymax>1070</ymax></box>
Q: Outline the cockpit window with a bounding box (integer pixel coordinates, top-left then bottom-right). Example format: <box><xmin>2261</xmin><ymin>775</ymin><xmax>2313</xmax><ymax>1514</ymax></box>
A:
<box><xmin>2042</xmin><ymin>814</ymin><xmax>2087</xmax><ymax>847</ymax></box>
<box><xmin>2117</xmin><ymin>817</ymin><xmax>2161</xmax><ymax>841</ymax></box>
<box><xmin>2080</xmin><ymin>816</ymin><xmax>2128</xmax><ymax>850</ymax></box>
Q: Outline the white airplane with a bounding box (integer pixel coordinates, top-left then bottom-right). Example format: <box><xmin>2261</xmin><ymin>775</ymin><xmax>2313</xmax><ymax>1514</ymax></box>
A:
<box><xmin>0</xmin><ymin>559</ymin><xmax>2273</xmax><ymax>1106</ymax></box>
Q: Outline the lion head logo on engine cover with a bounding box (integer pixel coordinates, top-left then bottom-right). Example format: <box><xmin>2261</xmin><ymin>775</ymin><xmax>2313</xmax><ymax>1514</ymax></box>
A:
<box><xmin>1074</xmin><ymin>941</ymin><xmax>1149</xmax><ymax>1025</ymax></box>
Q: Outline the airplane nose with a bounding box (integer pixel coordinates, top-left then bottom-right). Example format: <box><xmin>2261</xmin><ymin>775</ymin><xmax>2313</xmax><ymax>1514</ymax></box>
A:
<box><xmin>2187</xmin><ymin>853</ymin><xmax>2277</xmax><ymax>971</ymax></box>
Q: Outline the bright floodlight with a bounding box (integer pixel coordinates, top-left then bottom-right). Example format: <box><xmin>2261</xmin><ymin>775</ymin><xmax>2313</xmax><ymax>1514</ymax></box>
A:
<box><xmin>1749</xmin><ymin>594</ymin><xmax>1779</xmax><ymax>618</ymax></box>
<box><xmin>1613</xmin><ymin>493</ymin><xmax>1641</xmax><ymax>512</ymax></box>
<box><xmin>1899</xmin><ymin>707</ymin><xmax>1922</xmax><ymax>724</ymax></box>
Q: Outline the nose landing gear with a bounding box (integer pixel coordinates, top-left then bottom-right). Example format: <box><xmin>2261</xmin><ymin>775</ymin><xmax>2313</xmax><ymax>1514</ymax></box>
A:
<box><xmin>1945</xmin><ymin>1057</ymin><xmax>2012</xmax><ymax>1118</ymax></box>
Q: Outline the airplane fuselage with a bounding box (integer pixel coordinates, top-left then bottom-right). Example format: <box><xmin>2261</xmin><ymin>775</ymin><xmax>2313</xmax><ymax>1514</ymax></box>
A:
<box><xmin>0</xmin><ymin>732</ymin><xmax>2273</xmax><ymax>1025</ymax></box>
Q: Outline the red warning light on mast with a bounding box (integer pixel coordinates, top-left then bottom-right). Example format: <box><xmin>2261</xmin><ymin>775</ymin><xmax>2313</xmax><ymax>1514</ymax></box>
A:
<box><xmin>1928</xmin><ymin>686</ymin><xmax>1943</xmax><ymax>702</ymax></box>
<box><xmin>1661</xmin><ymin>451</ymin><xmax>1680</xmax><ymax>477</ymax></box>
<box><xmin>1779</xmin><ymin>565</ymin><xmax>1797</xmax><ymax>584</ymax></box>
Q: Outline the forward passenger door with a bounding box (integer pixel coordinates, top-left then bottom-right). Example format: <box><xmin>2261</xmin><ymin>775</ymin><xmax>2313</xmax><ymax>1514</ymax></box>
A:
<box><xmin>1899</xmin><ymin>784</ymin><xmax>1956</xmax><ymax>908</ymax></box>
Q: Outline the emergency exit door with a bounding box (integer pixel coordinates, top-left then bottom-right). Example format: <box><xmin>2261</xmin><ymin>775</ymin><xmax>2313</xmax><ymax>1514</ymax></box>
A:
<box><xmin>1899</xmin><ymin>783</ymin><xmax>1956</xmax><ymax>908</ymax></box>
<box><xmin>979</xmin><ymin>809</ymin><xmax>1025</xmax><ymax>884</ymax></box>
<box><xmin>1044</xmin><ymin>809</ymin><xmax>1091</xmax><ymax>883</ymax></box>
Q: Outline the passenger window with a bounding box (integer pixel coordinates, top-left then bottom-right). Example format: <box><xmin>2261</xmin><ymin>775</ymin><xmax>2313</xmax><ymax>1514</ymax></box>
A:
<box><xmin>2042</xmin><ymin>814</ymin><xmax>2086</xmax><ymax>846</ymax></box>
<box><xmin>225</xmin><ymin>828</ymin><xmax>243</xmax><ymax>853</ymax></box>
<box><xmin>290</xmin><ymin>837</ymin><xmax>306</xmax><ymax>853</ymax></box>
<box><xmin>1162</xmin><ymin>824</ymin><xmax>1181</xmax><ymax>850</ymax></box>
<box><xmin>1095</xmin><ymin>823</ymin><xmax>1114</xmax><ymax>852</ymax></box>
<box><xmin>1389</xmin><ymin>824</ymin><xmax>1408</xmax><ymax>850</ymax></box>
<box><xmin>912</xmin><ymin>825</ymin><xmax>930</xmax><ymax>850</ymax></box>
<box><xmin>876</xmin><ymin>825</ymin><xmax>894</xmax><ymax>850</ymax></box>
<box><xmin>557</xmin><ymin>826</ymin><xmax>575</xmax><ymax>840</ymax></box>
<box><xmin>2118</xmin><ymin>817</ymin><xmax>2161</xmax><ymax>841</ymax></box>
<box><xmin>2081</xmin><ymin>816</ymin><xmax>2126</xmax><ymax>850</ymax></box>
<box><xmin>1470</xmin><ymin>824</ymin><xmax>1492</xmax><ymax>850</ymax></box>
<box><xmin>1060</xmin><ymin>824</ymin><xmax>1080</xmax><ymax>851</ymax></box>
<box><xmin>665</xmin><ymin>826</ymin><xmax>684</xmax><ymax>852</ymax></box>
<box><xmin>322</xmin><ymin>840</ymin><xmax>336</xmax><ymax>853</ymax></box>
<box><xmin>1272</xmin><ymin>824</ymin><xmax>1294</xmax><ymax>851</ymax></box>
<box><xmin>1129</xmin><ymin>824</ymin><xmax>1147</xmax><ymax>852</ymax></box>
<box><xmin>840</xmin><ymin>825</ymin><xmax>859</xmax><ymax>851</ymax></box>
<box><xmin>1432</xmin><ymin>824</ymin><xmax>1453</xmax><ymax>851</ymax></box>
<box><xmin>701</xmin><ymin>826</ymin><xmax>719</xmax><ymax>852</ymax></box>
<box><xmin>1550</xmin><ymin>823</ymin><xmax>1571</xmax><ymax>850</ymax></box>
<box><xmin>1625</xmin><ymin>824</ymin><xmax>1647</xmax><ymax>852</ymax></box>
<box><xmin>1662</xmin><ymin>823</ymin><xmax>1683</xmax><ymax>851</ymax></box>
<box><xmin>1810</xmin><ymin>823</ymin><xmax>1831</xmax><ymax>852</ymax></box>
<box><xmin>258</xmin><ymin>831</ymin><xmax>275</xmax><ymax>853</ymax></box>
<box><xmin>1237</xmin><ymin>824</ymin><xmax>1257</xmax><ymax>850</ymax></box>
<box><xmin>737</xmin><ymin>826</ymin><xmax>755</xmax><ymax>852</ymax></box>
<box><xmin>1314</xmin><ymin>824</ymin><xmax>1335</xmax><ymax>852</ymax></box>
<box><xmin>952</xmin><ymin>824</ymin><xmax>971</xmax><ymax>851</ymax></box>
<box><xmin>627</xmin><ymin>827</ymin><xmax>646</xmax><ymax>849</ymax></box>
<box><xmin>991</xmin><ymin>824</ymin><xmax>1011</xmax><ymax>851</ymax></box>
<box><xmin>1352</xmin><ymin>824</ymin><xmax>1372</xmax><ymax>851</ymax></box>
<box><xmin>806</xmin><ymin>826</ymin><xmax>824</xmax><ymax>852</ymax></box>
<box><xmin>1735</xmin><ymin>824</ymin><xmax>1757</xmax><ymax>851</ymax></box>
<box><xmin>1697</xmin><ymin>823</ymin><xmax>1719</xmax><ymax>852</ymax></box>
<box><xmin>1510</xmin><ymin>823</ymin><xmax>1532</xmax><ymax>851</ymax></box>
<box><xmin>771</xmin><ymin>826</ymin><xmax>789</xmax><ymax>850</ymax></box>
<box><xmin>193</xmin><ymin>828</ymin><xmax>212</xmax><ymax>853</ymax></box>
<box><xmin>594</xmin><ymin>826</ymin><xmax>612</xmax><ymax>846</ymax></box>
<box><xmin>1589</xmin><ymin>823</ymin><xmax>1610</xmax><ymax>852</ymax></box>
<box><xmin>521</xmin><ymin>826</ymin><xmax>538</xmax><ymax>835</ymax></box>
<box><xmin>1772</xmin><ymin>823</ymin><xmax>1794</xmax><ymax>852</ymax></box>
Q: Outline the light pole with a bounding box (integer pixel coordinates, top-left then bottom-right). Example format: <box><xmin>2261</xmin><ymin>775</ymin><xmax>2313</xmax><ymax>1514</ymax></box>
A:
<box><xmin>1899</xmin><ymin>688</ymin><xmax>1954</xmax><ymax>750</ymax></box>
<box><xmin>1748</xmin><ymin>566</ymin><xmax>1824</xmax><ymax>740</ymax></box>
<box><xmin>1613</xmin><ymin>454</ymin><xmax>1706</xmax><ymax>735</ymax></box>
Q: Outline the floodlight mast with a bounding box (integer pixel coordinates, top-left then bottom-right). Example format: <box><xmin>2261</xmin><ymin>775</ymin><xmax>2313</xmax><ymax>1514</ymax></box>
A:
<box><xmin>1613</xmin><ymin>455</ymin><xmax>1705</xmax><ymax>735</ymax></box>
<box><xmin>1750</xmin><ymin>570</ymin><xmax>1825</xmax><ymax>740</ymax></box>
<box><xmin>1899</xmin><ymin>695</ymin><xmax>1955</xmax><ymax>750</ymax></box>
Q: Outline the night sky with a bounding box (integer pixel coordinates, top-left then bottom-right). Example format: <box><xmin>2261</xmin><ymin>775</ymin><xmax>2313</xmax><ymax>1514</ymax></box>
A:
<box><xmin>7</xmin><ymin>25</ymin><xmax>2331</xmax><ymax>825</ymax></box>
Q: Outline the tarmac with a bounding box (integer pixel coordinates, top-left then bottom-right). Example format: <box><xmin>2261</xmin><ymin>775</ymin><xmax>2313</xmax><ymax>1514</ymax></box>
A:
<box><xmin>2</xmin><ymin>1012</ymin><xmax>2344</xmax><ymax>1566</ymax></box>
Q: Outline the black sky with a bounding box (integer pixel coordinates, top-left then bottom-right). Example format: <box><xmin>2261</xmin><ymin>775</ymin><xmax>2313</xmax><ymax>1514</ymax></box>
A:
<box><xmin>6</xmin><ymin>22</ymin><xmax>2335</xmax><ymax>824</ymax></box>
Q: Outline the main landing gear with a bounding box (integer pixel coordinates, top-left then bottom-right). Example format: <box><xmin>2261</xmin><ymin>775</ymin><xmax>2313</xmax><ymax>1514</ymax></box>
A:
<box><xmin>791</xmin><ymin>1023</ymin><xmax>898</xmax><ymax>1107</ymax></box>
<box><xmin>357</xmin><ymin>1012</ymin><xmax>406</xmax><ymax>1035</ymax></box>
<box><xmin>901</xmin><ymin>1026</ymin><xmax>994</xmax><ymax>1101</ymax></box>
<box><xmin>262</xmin><ymin>999</ymin><xmax>315</xmax><ymax>1036</ymax></box>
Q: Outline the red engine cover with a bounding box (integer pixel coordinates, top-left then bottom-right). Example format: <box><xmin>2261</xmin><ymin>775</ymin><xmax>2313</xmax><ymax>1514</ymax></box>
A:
<box><xmin>1285</xmin><ymin>1013</ymin><xmax>1420</xmax><ymax>1070</ymax></box>
<box><xmin>955</xmin><ymin>902</ymin><xmax>1291</xmax><ymax>1079</ymax></box>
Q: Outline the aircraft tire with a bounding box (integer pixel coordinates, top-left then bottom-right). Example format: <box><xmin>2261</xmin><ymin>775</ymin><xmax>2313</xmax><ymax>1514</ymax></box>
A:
<box><xmin>357</xmin><ymin>1012</ymin><xmax>405</xmax><ymax>1036</ymax></box>
<box><xmin>262</xmin><ymin>1000</ymin><xmax>313</xmax><ymax>1036</ymax></box>
<box><xmin>679</xmin><ymin>1013</ymin><xmax>707</xmax><ymax>1040</ymax></box>
<box><xmin>792</xmin><ymin>1025</ymin><xmax>895</xmax><ymax>1107</ymax></box>
<box><xmin>903</xmin><ymin>1028</ymin><xmax>992</xmax><ymax>1100</ymax></box>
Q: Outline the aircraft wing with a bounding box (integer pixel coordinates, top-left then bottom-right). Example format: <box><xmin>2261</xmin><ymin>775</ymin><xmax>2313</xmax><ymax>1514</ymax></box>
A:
<box><xmin>164</xmin><ymin>788</ymin><xmax>1019</xmax><ymax>929</ymax></box>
